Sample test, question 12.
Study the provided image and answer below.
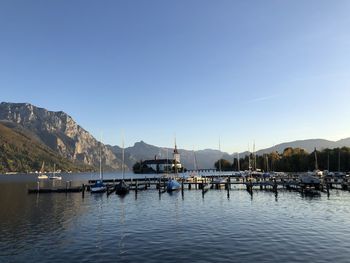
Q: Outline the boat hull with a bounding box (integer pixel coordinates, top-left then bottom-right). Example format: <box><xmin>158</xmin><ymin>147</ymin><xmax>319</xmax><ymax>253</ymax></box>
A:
<box><xmin>90</xmin><ymin>186</ymin><xmax>107</xmax><ymax>193</ymax></box>
<box><xmin>90</xmin><ymin>180</ymin><xmax>106</xmax><ymax>193</ymax></box>
<box><xmin>115</xmin><ymin>181</ymin><xmax>130</xmax><ymax>195</ymax></box>
<box><xmin>49</xmin><ymin>176</ymin><xmax>62</xmax><ymax>180</ymax></box>
<box><xmin>166</xmin><ymin>179</ymin><xmax>181</xmax><ymax>192</ymax></box>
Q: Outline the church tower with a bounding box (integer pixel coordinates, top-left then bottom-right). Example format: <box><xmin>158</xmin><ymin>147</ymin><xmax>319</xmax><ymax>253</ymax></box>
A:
<box><xmin>173</xmin><ymin>138</ymin><xmax>180</xmax><ymax>164</ymax></box>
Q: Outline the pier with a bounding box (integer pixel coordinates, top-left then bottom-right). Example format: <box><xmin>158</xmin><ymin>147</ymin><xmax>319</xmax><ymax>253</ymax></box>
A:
<box><xmin>27</xmin><ymin>173</ymin><xmax>350</xmax><ymax>198</ymax></box>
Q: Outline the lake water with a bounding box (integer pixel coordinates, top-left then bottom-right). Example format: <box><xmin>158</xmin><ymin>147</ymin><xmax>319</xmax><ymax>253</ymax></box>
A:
<box><xmin>1</xmin><ymin>172</ymin><xmax>350</xmax><ymax>262</ymax></box>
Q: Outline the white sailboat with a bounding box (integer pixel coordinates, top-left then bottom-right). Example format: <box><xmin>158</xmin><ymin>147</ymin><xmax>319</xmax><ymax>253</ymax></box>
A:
<box><xmin>188</xmin><ymin>149</ymin><xmax>203</xmax><ymax>182</ymax></box>
<box><xmin>90</xmin><ymin>139</ymin><xmax>107</xmax><ymax>193</ymax></box>
<box><xmin>49</xmin><ymin>164</ymin><xmax>62</xmax><ymax>180</ymax></box>
<box><xmin>37</xmin><ymin>161</ymin><xmax>48</xmax><ymax>179</ymax></box>
<box><xmin>213</xmin><ymin>138</ymin><xmax>226</xmax><ymax>185</ymax></box>
<box><xmin>166</xmin><ymin>138</ymin><xmax>181</xmax><ymax>192</ymax></box>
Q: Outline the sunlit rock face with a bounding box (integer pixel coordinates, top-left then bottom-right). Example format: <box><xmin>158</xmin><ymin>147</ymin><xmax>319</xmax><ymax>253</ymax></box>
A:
<box><xmin>0</xmin><ymin>102</ymin><xmax>122</xmax><ymax>170</ymax></box>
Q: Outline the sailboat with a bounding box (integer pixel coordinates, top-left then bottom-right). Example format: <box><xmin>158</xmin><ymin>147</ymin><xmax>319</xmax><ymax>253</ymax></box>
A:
<box><xmin>213</xmin><ymin>138</ymin><xmax>226</xmax><ymax>185</ymax></box>
<box><xmin>115</xmin><ymin>136</ymin><xmax>129</xmax><ymax>195</ymax></box>
<box><xmin>49</xmin><ymin>164</ymin><xmax>62</xmax><ymax>180</ymax></box>
<box><xmin>166</xmin><ymin>139</ymin><xmax>181</xmax><ymax>192</ymax></box>
<box><xmin>188</xmin><ymin>149</ymin><xmax>202</xmax><ymax>182</ymax></box>
<box><xmin>37</xmin><ymin>161</ymin><xmax>48</xmax><ymax>179</ymax></box>
<box><xmin>313</xmin><ymin>148</ymin><xmax>323</xmax><ymax>177</ymax></box>
<box><xmin>90</xmin><ymin>141</ymin><xmax>107</xmax><ymax>193</ymax></box>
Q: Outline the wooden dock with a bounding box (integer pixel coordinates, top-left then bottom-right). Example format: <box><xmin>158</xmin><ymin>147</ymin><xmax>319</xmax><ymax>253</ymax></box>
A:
<box><xmin>27</xmin><ymin>174</ymin><xmax>350</xmax><ymax>198</ymax></box>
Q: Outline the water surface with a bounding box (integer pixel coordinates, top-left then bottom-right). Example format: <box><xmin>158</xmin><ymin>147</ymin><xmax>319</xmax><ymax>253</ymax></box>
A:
<box><xmin>1</xmin><ymin>173</ymin><xmax>350</xmax><ymax>262</ymax></box>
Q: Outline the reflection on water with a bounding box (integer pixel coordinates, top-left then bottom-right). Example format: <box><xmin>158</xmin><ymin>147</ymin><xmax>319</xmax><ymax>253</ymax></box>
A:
<box><xmin>1</xmin><ymin>174</ymin><xmax>350</xmax><ymax>262</ymax></box>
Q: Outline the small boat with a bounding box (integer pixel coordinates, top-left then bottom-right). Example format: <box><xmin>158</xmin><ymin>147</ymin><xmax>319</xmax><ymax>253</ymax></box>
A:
<box><xmin>90</xmin><ymin>180</ymin><xmax>107</xmax><ymax>193</ymax></box>
<box><xmin>49</xmin><ymin>164</ymin><xmax>62</xmax><ymax>180</ymax></box>
<box><xmin>213</xmin><ymin>177</ymin><xmax>226</xmax><ymax>184</ymax></box>
<box><xmin>166</xmin><ymin>178</ymin><xmax>181</xmax><ymax>192</ymax></box>
<box><xmin>37</xmin><ymin>161</ymin><xmax>48</xmax><ymax>179</ymax></box>
<box><xmin>115</xmin><ymin>180</ymin><xmax>130</xmax><ymax>195</ymax></box>
<box><xmin>116</xmin><ymin>136</ymin><xmax>129</xmax><ymax>195</ymax></box>
<box><xmin>91</xmin><ymin>140</ymin><xmax>106</xmax><ymax>193</ymax></box>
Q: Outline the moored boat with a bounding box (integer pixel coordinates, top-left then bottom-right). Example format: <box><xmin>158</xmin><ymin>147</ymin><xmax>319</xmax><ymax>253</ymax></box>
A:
<box><xmin>91</xmin><ymin>137</ymin><xmax>106</xmax><ymax>193</ymax></box>
<box><xmin>116</xmin><ymin>135</ymin><xmax>129</xmax><ymax>195</ymax></box>
<box><xmin>37</xmin><ymin>161</ymin><xmax>48</xmax><ymax>179</ymax></box>
<box><xmin>49</xmin><ymin>164</ymin><xmax>62</xmax><ymax>180</ymax></box>
<box><xmin>90</xmin><ymin>180</ymin><xmax>107</xmax><ymax>193</ymax></box>
<box><xmin>166</xmin><ymin>178</ymin><xmax>181</xmax><ymax>192</ymax></box>
<box><xmin>115</xmin><ymin>180</ymin><xmax>130</xmax><ymax>195</ymax></box>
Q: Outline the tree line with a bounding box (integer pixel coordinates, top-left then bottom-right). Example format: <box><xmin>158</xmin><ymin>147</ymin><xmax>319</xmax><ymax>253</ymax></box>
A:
<box><xmin>214</xmin><ymin>147</ymin><xmax>350</xmax><ymax>173</ymax></box>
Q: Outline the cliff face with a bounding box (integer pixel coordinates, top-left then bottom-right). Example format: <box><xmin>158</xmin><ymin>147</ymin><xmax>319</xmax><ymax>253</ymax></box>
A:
<box><xmin>0</xmin><ymin>122</ymin><xmax>92</xmax><ymax>173</ymax></box>
<box><xmin>0</xmin><ymin>102</ymin><xmax>122</xmax><ymax>170</ymax></box>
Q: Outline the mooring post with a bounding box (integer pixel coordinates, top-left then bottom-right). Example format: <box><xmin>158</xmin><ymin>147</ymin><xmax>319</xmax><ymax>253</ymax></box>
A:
<box><xmin>326</xmin><ymin>183</ymin><xmax>330</xmax><ymax>196</ymax></box>
<box><xmin>181</xmin><ymin>179</ymin><xmax>184</xmax><ymax>199</ymax></box>
<box><xmin>249</xmin><ymin>179</ymin><xmax>253</xmax><ymax>194</ymax></box>
<box><xmin>227</xmin><ymin>177</ymin><xmax>230</xmax><ymax>198</ymax></box>
<box><xmin>158</xmin><ymin>178</ymin><xmax>161</xmax><ymax>194</ymax></box>
<box><xmin>37</xmin><ymin>181</ymin><xmax>40</xmax><ymax>192</ymax></box>
<box><xmin>136</xmin><ymin>180</ymin><xmax>138</xmax><ymax>193</ymax></box>
<box><xmin>195</xmin><ymin>177</ymin><xmax>197</xmax><ymax>190</ymax></box>
<box><xmin>82</xmin><ymin>184</ymin><xmax>85</xmax><ymax>198</ymax></box>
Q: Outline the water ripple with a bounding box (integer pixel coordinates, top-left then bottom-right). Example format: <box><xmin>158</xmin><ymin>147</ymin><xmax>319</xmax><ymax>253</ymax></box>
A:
<box><xmin>1</xmin><ymin>183</ymin><xmax>350</xmax><ymax>262</ymax></box>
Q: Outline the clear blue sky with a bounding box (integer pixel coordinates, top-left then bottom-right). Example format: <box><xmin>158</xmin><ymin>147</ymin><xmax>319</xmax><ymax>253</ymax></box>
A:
<box><xmin>1</xmin><ymin>0</ymin><xmax>349</xmax><ymax>153</ymax></box>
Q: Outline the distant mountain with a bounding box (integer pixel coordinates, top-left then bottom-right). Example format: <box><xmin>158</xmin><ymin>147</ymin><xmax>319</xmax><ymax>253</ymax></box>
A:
<box><xmin>0</xmin><ymin>102</ymin><xmax>122</xmax><ymax>171</ymax></box>
<box><xmin>255</xmin><ymin>138</ymin><xmax>350</xmax><ymax>155</ymax></box>
<box><xmin>336</xmin><ymin>138</ymin><xmax>350</xmax><ymax>147</ymax></box>
<box><xmin>109</xmin><ymin>141</ymin><xmax>230</xmax><ymax>170</ymax></box>
<box><xmin>117</xmin><ymin>138</ymin><xmax>350</xmax><ymax>170</ymax></box>
<box><xmin>0</xmin><ymin>122</ymin><xmax>92</xmax><ymax>173</ymax></box>
<box><xmin>1</xmin><ymin>102</ymin><xmax>349</xmax><ymax>172</ymax></box>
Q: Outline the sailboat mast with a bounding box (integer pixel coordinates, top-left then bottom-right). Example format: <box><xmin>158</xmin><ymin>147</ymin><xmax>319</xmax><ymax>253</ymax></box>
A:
<box><xmin>218</xmin><ymin>138</ymin><xmax>222</xmax><ymax>172</ymax></box>
<box><xmin>193</xmin><ymin>149</ymin><xmax>198</xmax><ymax>171</ymax></box>
<box><xmin>99</xmin><ymin>144</ymin><xmax>102</xmax><ymax>180</ymax></box>
<box><xmin>266</xmin><ymin>155</ymin><xmax>269</xmax><ymax>172</ymax></box>
<box><xmin>327</xmin><ymin>152</ymin><xmax>330</xmax><ymax>171</ymax></box>
<box><xmin>122</xmin><ymin>137</ymin><xmax>125</xmax><ymax>180</ymax></box>
<box><xmin>237</xmin><ymin>152</ymin><xmax>240</xmax><ymax>171</ymax></box>
<box><xmin>314</xmin><ymin>148</ymin><xmax>318</xmax><ymax>171</ymax></box>
<box><xmin>253</xmin><ymin>141</ymin><xmax>256</xmax><ymax>171</ymax></box>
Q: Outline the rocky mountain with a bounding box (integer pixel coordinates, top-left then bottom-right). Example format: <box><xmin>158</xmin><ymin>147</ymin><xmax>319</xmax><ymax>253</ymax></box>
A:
<box><xmin>0</xmin><ymin>122</ymin><xmax>92</xmax><ymax>173</ymax></box>
<box><xmin>1</xmin><ymin>102</ymin><xmax>349</xmax><ymax>172</ymax></box>
<box><xmin>0</xmin><ymin>102</ymin><xmax>122</xmax><ymax>171</ymax></box>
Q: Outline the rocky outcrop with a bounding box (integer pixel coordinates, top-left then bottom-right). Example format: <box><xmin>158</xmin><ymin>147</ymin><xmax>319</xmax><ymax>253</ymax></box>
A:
<box><xmin>0</xmin><ymin>102</ymin><xmax>122</xmax><ymax>170</ymax></box>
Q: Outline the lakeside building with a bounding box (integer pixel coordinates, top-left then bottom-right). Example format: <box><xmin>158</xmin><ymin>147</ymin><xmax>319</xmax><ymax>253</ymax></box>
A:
<box><xmin>135</xmin><ymin>143</ymin><xmax>184</xmax><ymax>174</ymax></box>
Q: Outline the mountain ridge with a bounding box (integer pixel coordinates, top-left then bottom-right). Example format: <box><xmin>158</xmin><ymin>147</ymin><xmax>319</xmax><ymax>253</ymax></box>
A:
<box><xmin>0</xmin><ymin>102</ymin><xmax>349</xmax><ymax>171</ymax></box>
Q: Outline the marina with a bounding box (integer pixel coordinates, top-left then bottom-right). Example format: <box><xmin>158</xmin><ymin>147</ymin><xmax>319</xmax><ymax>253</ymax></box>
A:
<box><xmin>2</xmin><ymin>172</ymin><xmax>350</xmax><ymax>263</ymax></box>
<box><xmin>25</xmin><ymin>172</ymin><xmax>350</xmax><ymax>200</ymax></box>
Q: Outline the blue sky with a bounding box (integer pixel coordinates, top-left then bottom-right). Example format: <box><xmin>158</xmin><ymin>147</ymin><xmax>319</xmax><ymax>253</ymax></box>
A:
<box><xmin>0</xmin><ymin>0</ymin><xmax>349</xmax><ymax>153</ymax></box>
